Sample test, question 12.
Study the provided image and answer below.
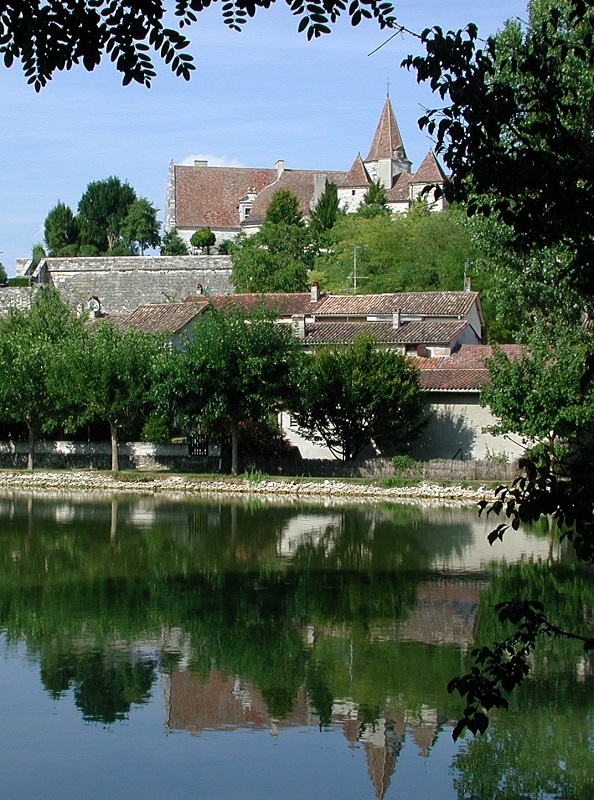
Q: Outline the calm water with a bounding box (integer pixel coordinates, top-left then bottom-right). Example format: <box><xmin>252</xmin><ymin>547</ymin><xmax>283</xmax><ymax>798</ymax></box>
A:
<box><xmin>0</xmin><ymin>491</ymin><xmax>592</xmax><ymax>800</ymax></box>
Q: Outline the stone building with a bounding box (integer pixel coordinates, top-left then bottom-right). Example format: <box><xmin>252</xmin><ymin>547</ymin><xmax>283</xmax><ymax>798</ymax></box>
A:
<box><xmin>164</xmin><ymin>96</ymin><xmax>447</xmax><ymax>249</ymax></box>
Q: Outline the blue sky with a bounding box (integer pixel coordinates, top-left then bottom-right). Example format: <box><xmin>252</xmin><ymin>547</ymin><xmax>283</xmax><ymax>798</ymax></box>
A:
<box><xmin>0</xmin><ymin>0</ymin><xmax>527</xmax><ymax>274</ymax></box>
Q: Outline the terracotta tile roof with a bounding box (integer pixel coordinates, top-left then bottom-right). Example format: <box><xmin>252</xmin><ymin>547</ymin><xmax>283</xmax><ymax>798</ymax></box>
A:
<box><xmin>411</xmin><ymin>150</ymin><xmax>448</xmax><ymax>184</ymax></box>
<box><xmin>301</xmin><ymin>319</ymin><xmax>468</xmax><ymax>346</ymax></box>
<box><xmin>444</xmin><ymin>343</ymin><xmax>524</xmax><ymax>368</ymax></box>
<box><xmin>365</xmin><ymin>97</ymin><xmax>406</xmax><ymax>162</ymax></box>
<box><xmin>174</xmin><ymin>165</ymin><xmax>276</xmax><ymax>229</ymax></box>
<box><xmin>386</xmin><ymin>172</ymin><xmax>413</xmax><ymax>202</ymax></box>
<box><xmin>341</xmin><ymin>154</ymin><xmax>371</xmax><ymax>188</ymax></box>
<box><xmin>312</xmin><ymin>291</ymin><xmax>480</xmax><ymax>318</ymax></box>
<box><xmin>415</xmin><ymin>343</ymin><xmax>524</xmax><ymax>390</ymax></box>
<box><xmin>248</xmin><ymin>169</ymin><xmax>347</xmax><ymax>223</ymax></box>
<box><xmin>419</xmin><ymin>368</ymin><xmax>490</xmax><ymax>391</ymax></box>
<box><xmin>119</xmin><ymin>301</ymin><xmax>208</xmax><ymax>334</ymax></box>
<box><xmin>203</xmin><ymin>292</ymin><xmax>323</xmax><ymax>315</ymax></box>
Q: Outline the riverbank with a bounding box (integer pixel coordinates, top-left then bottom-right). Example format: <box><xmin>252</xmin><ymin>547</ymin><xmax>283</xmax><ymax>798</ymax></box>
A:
<box><xmin>0</xmin><ymin>469</ymin><xmax>501</xmax><ymax>504</ymax></box>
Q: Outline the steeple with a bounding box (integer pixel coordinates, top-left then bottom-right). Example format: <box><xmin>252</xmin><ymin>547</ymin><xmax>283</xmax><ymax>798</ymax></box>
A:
<box><xmin>364</xmin><ymin>95</ymin><xmax>412</xmax><ymax>189</ymax></box>
<box><xmin>365</xmin><ymin>96</ymin><xmax>407</xmax><ymax>164</ymax></box>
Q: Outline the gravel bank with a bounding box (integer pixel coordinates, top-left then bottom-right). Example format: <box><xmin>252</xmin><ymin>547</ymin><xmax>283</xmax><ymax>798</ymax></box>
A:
<box><xmin>0</xmin><ymin>470</ymin><xmax>497</xmax><ymax>504</ymax></box>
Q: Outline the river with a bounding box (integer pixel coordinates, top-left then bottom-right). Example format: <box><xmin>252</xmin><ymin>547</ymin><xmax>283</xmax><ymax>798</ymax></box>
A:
<box><xmin>0</xmin><ymin>492</ymin><xmax>592</xmax><ymax>799</ymax></box>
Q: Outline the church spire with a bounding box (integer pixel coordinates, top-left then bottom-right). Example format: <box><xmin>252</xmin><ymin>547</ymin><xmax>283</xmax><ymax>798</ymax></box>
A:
<box><xmin>365</xmin><ymin>96</ymin><xmax>407</xmax><ymax>164</ymax></box>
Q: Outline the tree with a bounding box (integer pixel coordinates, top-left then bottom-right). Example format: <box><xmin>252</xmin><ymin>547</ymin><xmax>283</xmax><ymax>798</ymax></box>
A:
<box><xmin>403</xmin><ymin>0</ymin><xmax>594</xmax><ymax>304</ymax></box>
<box><xmin>70</xmin><ymin>322</ymin><xmax>162</xmax><ymax>471</ymax></box>
<box><xmin>309</xmin><ymin>181</ymin><xmax>341</xmax><ymax>246</ymax></box>
<box><xmin>481</xmin><ymin>318</ymin><xmax>594</xmax><ymax>452</ymax></box>
<box><xmin>265</xmin><ymin>189</ymin><xmax>304</xmax><ymax>226</ymax></box>
<box><xmin>121</xmin><ymin>198</ymin><xmax>161</xmax><ymax>255</ymax></box>
<box><xmin>155</xmin><ymin>307</ymin><xmax>295</xmax><ymax>475</ymax></box>
<box><xmin>0</xmin><ymin>0</ymin><xmax>396</xmax><ymax>90</ymax></box>
<box><xmin>160</xmin><ymin>228</ymin><xmax>189</xmax><ymax>256</ymax></box>
<box><xmin>313</xmin><ymin>204</ymin><xmax>476</xmax><ymax>297</ymax></box>
<box><xmin>231</xmin><ymin>222</ymin><xmax>313</xmax><ymax>292</ymax></box>
<box><xmin>43</xmin><ymin>201</ymin><xmax>80</xmax><ymax>256</ymax></box>
<box><xmin>0</xmin><ymin>289</ymin><xmax>84</xmax><ymax>468</ymax></box>
<box><xmin>190</xmin><ymin>227</ymin><xmax>216</xmax><ymax>254</ymax></box>
<box><xmin>77</xmin><ymin>176</ymin><xmax>137</xmax><ymax>253</ymax></box>
<box><xmin>357</xmin><ymin>179</ymin><xmax>390</xmax><ymax>218</ymax></box>
<box><xmin>0</xmin><ymin>262</ymin><xmax>6</xmax><ymax>284</ymax></box>
<box><xmin>403</xmin><ymin>0</ymin><xmax>594</xmax><ymax>737</ymax></box>
<box><xmin>290</xmin><ymin>334</ymin><xmax>424</xmax><ymax>461</ymax></box>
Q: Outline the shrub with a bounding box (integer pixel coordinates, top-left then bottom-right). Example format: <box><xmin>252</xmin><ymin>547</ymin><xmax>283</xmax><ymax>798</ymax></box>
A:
<box><xmin>140</xmin><ymin>416</ymin><xmax>171</xmax><ymax>444</ymax></box>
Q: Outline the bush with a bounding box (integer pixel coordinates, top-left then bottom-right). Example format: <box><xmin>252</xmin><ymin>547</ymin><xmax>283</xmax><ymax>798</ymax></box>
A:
<box><xmin>140</xmin><ymin>416</ymin><xmax>172</xmax><ymax>444</ymax></box>
<box><xmin>7</xmin><ymin>277</ymin><xmax>31</xmax><ymax>287</ymax></box>
<box><xmin>392</xmin><ymin>454</ymin><xmax>417</xmax><ymax>473</ymax></box>
<box><xmin>56</xmin><ymin>244</ymin><xmax>79</xmax><ymax>257</ymax></box>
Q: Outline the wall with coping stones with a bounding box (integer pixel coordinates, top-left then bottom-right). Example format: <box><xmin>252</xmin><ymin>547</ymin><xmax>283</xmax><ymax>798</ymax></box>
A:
<box><xmin>0</xmin><ymin>287</ymin><xmax>33</xmax><ymax>314</ymax></box>
<box><xmin>0</xmin><ymin>441</ymin><xmax>219</xmax><ymax>472</ymax></box>
<box><xmin>30</xmin><ymin>256</ymin><xmax>233</xmax><ymax>314</ymax></box>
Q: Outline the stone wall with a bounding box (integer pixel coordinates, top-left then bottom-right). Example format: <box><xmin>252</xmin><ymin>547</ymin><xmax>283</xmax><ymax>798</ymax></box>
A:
<box><xmin>30</xmin><ymin>256</ymin><xmax>233</xmax><ymax>314</ymax></box>
<box><xmin>0</xmin><ymin>287</ymin><xmax>33</xmax><ymax>314</ymax></box>
<box><xmin>0</xmin><ymin>441</ymin><xmax>220</xmax><ymax>472</ymax></box>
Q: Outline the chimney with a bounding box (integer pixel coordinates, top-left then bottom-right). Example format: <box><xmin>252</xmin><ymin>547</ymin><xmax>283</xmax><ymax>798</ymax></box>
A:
<box><xmin>275</xmin><ymin>159</ymin><xmax>285</xmax><ymax>180</ymax></box>
<box><xmin>310</xmin><ymin>282</ymin><xmax>320</xmax><ymax>303</ymax></box>
<box><xmin>464</xmin><ymin>276</ymin><xmax>472</xmax><ymax>292</ymax></box>
<box><xmin>313</xmin><ymin>173</ymin><xmax>327</xmax><ymax>207</ymax></box>
<box><xmin>292</xmin><ymin>314</ymin><xmax>306</xmax><ymax>340</ymax></box>
<box><xmin>392</xmin><ymin>309</ymin><xmax>401</xmax><ymax>329</ymax></box>
<box><xmin>194</xmin><ymin>159</ymin><xmax>208</xmax><ymax>167</ymax></box>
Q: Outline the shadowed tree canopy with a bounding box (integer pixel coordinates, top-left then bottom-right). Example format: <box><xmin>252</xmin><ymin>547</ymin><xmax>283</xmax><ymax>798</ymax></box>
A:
<box><xmin>0</xmin><ymin>0</ymin><xmax>397</xmax><ymax>90</ymax></box>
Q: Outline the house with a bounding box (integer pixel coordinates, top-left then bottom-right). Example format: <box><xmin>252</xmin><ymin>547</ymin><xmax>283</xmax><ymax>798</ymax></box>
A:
<box><xmin>117</xmin><ymin>300</ymin><xmax>209</xmax><ymax>348</ymax></box>
<box><xmin>164</xmin><ymin>95</ymin><xmax>448</xmax><ymax>250</ymax></box>
<box><xmin>182</xmin><ymin>287</ymin><xmax>485</xmax><ymax>355</ymax></box>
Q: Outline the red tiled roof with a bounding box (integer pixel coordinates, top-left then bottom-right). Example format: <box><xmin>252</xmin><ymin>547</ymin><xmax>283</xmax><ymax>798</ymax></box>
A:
<box><xmin>386</xmin><ymin>172</ymin><xmax>413</xmax><ymax>202</ymax></box>
<box><xmin>419</xmin><ymin>368</ymin><xmax>490</xmax><ymax>391</ymax></box>
<box><xmin>341</xmin><ymin>154</ymin><xmax>371</xmax><ymax>188</ymax></box>
<box><xmin>312</xmin><ymin>291</ymin><xmax>480</xmax><ymax>318</ymax></box>
<box><xmin>119</xmin><ymin>301</ymin><xmax>208</xmax><ymax>334</ymax></box>
<box><xmin>248</xmin><ymin>170</ymin><xmax>347</xmax><ymax>223</ymax></box>
<box><xmin>174</xmin><ymin>165</ymin><xmax>276</xmax><ymax>229</ymax></box>
<box><xmin>365</xmin><ymin>97</ymin><xmax>406</xmax><ymax>162</ymax></box>
<box><xmin>411</xmin><ymin>150</ymin><xmax>448</xmax><ymax>184</ymax></box>
<box><xmin>301</xmin><ymin>319</ymin><xmax>468</xmax><ymax>346</ymax></box>
<box><xmin>414</xmin><ymin>343</ymin><xmax>524</xmax><ymax>390</ymax></box>
<box><xmin>444</xmin><ymin>343</ymin><xmax>524</xmax><ymax>368</ymax></box>
<box><xmin>203</xmin><ymin>293</ymin><xmax>323</xmax><ymax>315</ymax></box>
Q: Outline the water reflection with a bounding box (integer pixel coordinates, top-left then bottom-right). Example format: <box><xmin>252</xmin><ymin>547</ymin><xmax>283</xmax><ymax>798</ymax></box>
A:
<box><xmin>0</xmin><ymin>492</ymin><xmax>591</xmax><ymax>800</ymax></box>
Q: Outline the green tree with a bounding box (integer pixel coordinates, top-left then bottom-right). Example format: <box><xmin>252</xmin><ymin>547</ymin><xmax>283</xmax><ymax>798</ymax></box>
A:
<box><xmin>0</xmin><ymin>289</ymin><xmax>84</xmax><ymax>468</ymax></box>
<box><xmin>160</xmin><ymin>228</ymin><xmax>189</xmax><ymax>256</ymax></box>
<box><xmin>290</xmin><ymin>334</ymin><xmax>424</xmax><ymax>461</ymax></box>
<box><xmin>481</xmin><ymin>318</ymin><xmax>594</xmax><ymax>451</ymax></box>
<box><xmin>0</xmin><ymin>262</ymin><xmax>7</xmax><ymax>284</ymax></box>
<box><xmin>231</xmin><ymin>222</ymin><xmax>313</xmax><ymax>292</ymax></box>
<box><xmin>155</xmin><ymin>307</ymin><xmax>295</xmax><ymax>474</ymax></box>
<box><xmin>43</xmin><ymin>201</ymin><xmax>80</xmax><ymax>256</ymax></box>
<box><xmin>69</xmin><ymin>323</ymin><xmax>163</xmax><ymax>470</ymax></box>
<box><xmin>314</xmin><ymin>204</ymin><xmax>475</xmax><ymax>296</ymax></box>
<box><xmin>77</xmin><ymin>176</ymin><xmax>137</xmax><ymax>253</ymax></box>
<box><xmin>404</xmin><ymin>0</ymin><xmax>594</xmax><ymax>737</ymax></box>
<box><xmin>121</xmin><ymin>198</ymin><xmax>161</xmax><ymax>255</ymax></box>
<box><xmin>357</xmin><ymin>179</ymin><xmax>390</xmax><ymax>218</ymax></box>
<box><xmin>309</xmin><ymin>181</ymin><xmax>341</xmax><ymax>246</ymax></box>
<box><xmin>190</xmin><ymin>227</ymin><xmax>216</xmax><ymax>254</ymax></box>
<box><xmin>265</xmin><ymin>188</ymin><xmax>304</xmax><ymax>226</ymax></box>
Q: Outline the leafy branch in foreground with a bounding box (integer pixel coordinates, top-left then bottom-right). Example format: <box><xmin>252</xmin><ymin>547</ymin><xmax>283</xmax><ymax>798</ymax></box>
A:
<box><xmin>448</xmin><ymin>599</ymin><xmax>594</xmax><ymax>740</ymax></box>
<box><xmin>0</xmin><ymin>0</ymin><xmax>397</xmax><ymax>89</ymax></box>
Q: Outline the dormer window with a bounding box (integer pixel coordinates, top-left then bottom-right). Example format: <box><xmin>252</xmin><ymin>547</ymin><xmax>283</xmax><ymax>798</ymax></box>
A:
<box><xmin>243</xmin><ymin>207</ymin><xmax>251</xmax><ymax>219</ymax></box>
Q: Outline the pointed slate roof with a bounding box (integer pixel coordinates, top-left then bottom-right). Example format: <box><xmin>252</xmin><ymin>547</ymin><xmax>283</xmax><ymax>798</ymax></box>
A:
<box><xmin>365</xmin><ymin>97</ymin><xmax>406</xmax><ymax>163</ymax></box>
<box><xmin>411</xmin><ymin>150</ymin><xmax>448</xmax><ymax>184</ymax></box>
<box><xmin>341</xmin><ymin>153</ymin><xmax>372</xmax><ymax>188</ymax></box>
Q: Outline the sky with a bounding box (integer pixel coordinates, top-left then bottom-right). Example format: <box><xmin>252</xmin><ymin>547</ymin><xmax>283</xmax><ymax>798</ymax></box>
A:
<box><xmin>0</xmin><ymin>0</ymin><xmax>528</xmax><ymax>274</ymax></box>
